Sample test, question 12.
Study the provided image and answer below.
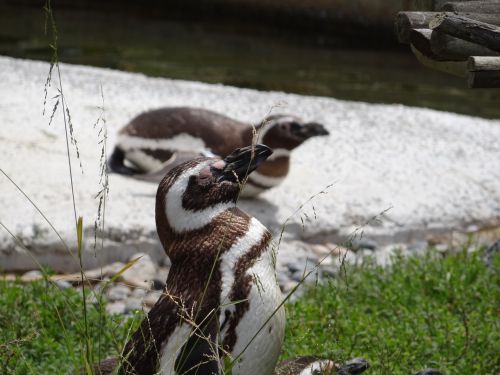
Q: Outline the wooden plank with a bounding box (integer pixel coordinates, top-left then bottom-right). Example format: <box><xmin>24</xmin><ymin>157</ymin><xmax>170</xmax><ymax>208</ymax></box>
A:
<box><xmin>468</xmin><ymin>70</ymin><xmax>500</xmax><ymax>87</ymax></box>
<box><xmin>430</xmin><ymin>13</ymin><xmax>500</xmax><ymax>52</ymax></box>
<box><xmin>407</xmin><ymin>0</ymin><xmax>476</xmax><ymax>11</ymax></box>
<box><xmin>440</xmin><ymin>2</ymin><xmax>500</xmax><ymax>13</ymax></box>
<box><xmin>410</xmin><ymin>28</ymin><xmax>444</xmax><ymax>59</ymax></box>
<box><xmin>468</xmin><ymin>55</ymin><xmax>500</xmax><ymax>70</ymax></box>
<box><xmin>410</xmin><ymin>44</ymin><xmax>468</xmax><ymax>76</ymax></box>
<box><xmin>396</xmin><ymin>11</ymin><xmax>500</xmax><ymax>43</ymax></box>
<box><xmin>430</xmin><ymin>30</ymin><xmax>500</xmax><ymax>59</ymax></box>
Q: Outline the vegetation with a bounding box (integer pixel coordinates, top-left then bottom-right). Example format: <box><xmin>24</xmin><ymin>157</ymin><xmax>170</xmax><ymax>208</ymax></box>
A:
<box><xmin>283</xmin><ymin>249</ymin><xmax>500</xmax><ymax>374</ymax></box>
<box><xmin>0</xmin><ymin>249</ymin><xmax>498</xmax><ymax>374</ymax></box>
<box><xmin>0</xmin><ymin>280</ymin><xmax>139</xmax><ymax>375</ymax></box>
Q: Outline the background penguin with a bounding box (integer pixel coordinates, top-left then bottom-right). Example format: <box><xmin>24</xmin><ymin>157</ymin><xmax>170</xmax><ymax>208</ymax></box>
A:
<box><xmin>93</xmin><ymin>144</ymin><xmax>286</xmax><ymax>374</ymax></box>
<box><xmin>108</xmin><ymin>107</ymin><xmax>329</xmax><ymax>196</ymax></box>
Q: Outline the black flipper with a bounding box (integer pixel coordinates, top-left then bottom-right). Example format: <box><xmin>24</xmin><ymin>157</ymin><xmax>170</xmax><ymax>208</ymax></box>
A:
<box><xmin>107</xmin><ymin>146</ymin><xmax>140</xmax><ymax>175</ymax></box>
<box><xmin>175</xmin><ymin>315</ymin><xmax>222</xmax><ymax>375</ymax></box>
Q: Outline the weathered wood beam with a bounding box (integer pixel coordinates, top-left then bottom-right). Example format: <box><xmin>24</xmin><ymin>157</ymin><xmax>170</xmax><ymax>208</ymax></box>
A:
<box><xmin>468</xmin><ymin>55</ymin><xmax>500</xmax><ymax>69</ymax></box>
<box><xmin>467</xmin><ymin>56</ymin><xmax>500</xmax><ymax>88</ymax></box>
<box><xmin>396</xmin><ymin>11</ymin><xmax>500</xmax><ymax>43</ymax></box>
<box><xmin>410</xmin><ymin>42</ymin><xmax>468</xmax><ymax>76</ymax></box>
<box><xmin>430</xmin><ymin>30</ymin><xmax>500</xmax><ymax>59</ymax></box>
<box><xmin>430</xmin><ymin>13</ymin><xmax>500</xmax><ymax>52</ymax></box>
<box><xmin>410</xmin><ymin>28</ymin><xmax>443</xmax><ymax>59</ymax></box>
<box><xmin>406</xmin><ymin>0</ymin><xmax>477</xmax><ymax>11</ymax></box>
<box><xmin>440</xmin><ymin>1</ymin><xmax>500</xmax><ymax>13</ymax></box>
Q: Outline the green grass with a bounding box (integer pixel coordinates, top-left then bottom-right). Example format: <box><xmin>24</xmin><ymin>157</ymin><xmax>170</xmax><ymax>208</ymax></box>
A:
<box><xmin>0</xmin><ymin>280</ymin><xmax>139</xmax><ymax>375</ymax></box>
<box><xmin>1</xmin><ymin>249</ymin><xmax>498</xmax><ymax>374</ymax></box>
<box><xmin>283</xmin><ymin>249</ymin><xmax>500</xmax><ymax>374</ymax></box>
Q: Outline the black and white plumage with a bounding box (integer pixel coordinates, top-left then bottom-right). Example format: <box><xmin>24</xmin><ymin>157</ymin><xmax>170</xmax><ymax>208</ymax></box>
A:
<box><xmin>276</xmin><ymin>356</ymin><xmax>369</xmax><ymax>375</ymax></box>
<box><xmin>108</xmin><ymin>107</ymin><xmax>329</xmax><ymax>197</ymax></box>
<box><xmin>93</xmin><ymin>144</ymin><xmax>285</xmax><ymax>375</ymax></box>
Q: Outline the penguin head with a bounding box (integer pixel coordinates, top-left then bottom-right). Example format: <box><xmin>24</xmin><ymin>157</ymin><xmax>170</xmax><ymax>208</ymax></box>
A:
<box><xmin>156</xmin><ymin>144</ymin><xmax>272</xmax><ymax>234</ymax></box>
<box><xmin>260</xmin><ymin>114</ymin><xmax>329</xmax><ymax>151</ymax></box>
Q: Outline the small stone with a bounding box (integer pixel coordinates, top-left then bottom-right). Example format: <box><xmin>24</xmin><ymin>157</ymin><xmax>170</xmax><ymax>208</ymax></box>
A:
<box><xmin>106</xmin><ymin>301</ymin><xmax>126</xmax><ymax>315</ymax></box>
<box><xmin>107</xmin><ymin>284</ymin><xmax>131</xmax><ymax>302</ymax></box>
<box><xmin>121</xmin><ymin>253</ymin><xmax>157</xmax><ymax>289</ymax></box>
<box><xmin>125</xmin><ymin>298</ymin><xmax>143</xmax><ymax>313</ymax></box>
<box><xmin>434</xmin><ymin>244</ymin><xmax>448</xmax><ymax>253</ymax></box>
<box><xmin>466</xmin><ymin>225</ymin><xmax>479</xmax><ymax>233</ymax></box>
<box><xmin>407</xmin><ymin>241</ymin><xmax>428</xmax><ymax>253</ymax></box>
<box><xmin>54</xmin><ymin>280</ymin><xmax>72</xmax><ymax>289</ymax></box>
<box><xmin>281</xmin><ymin>280</ymin><xmax>299</xmax><ymax>294</ymax></box>
<box><xmin>21</xmin><ymin>270</ymin><xmax>43</xmax><ymax>281</ymax></box>
<box><xmin>144</xmin><ymin>291</ymin><xmax>163</xmax><ymax>307</ymax></box>
<box><xmin>350</xmin><ymin>238</ymin><xmax>378</xmax><ymax>251</ymax></box>
<box><xmin>131</xmin><ymin>288</ymin><xmax>147</xmax><ymax>299</ymax></box>
<box><xmin>310</xmin><ymin>244</ymin><xmax>331</xmax><ymax>257</ymax></box>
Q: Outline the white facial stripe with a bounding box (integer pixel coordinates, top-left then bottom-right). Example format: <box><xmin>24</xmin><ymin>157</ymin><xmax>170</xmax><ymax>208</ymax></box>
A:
<box><xmin>248</xmin><ymin>171</ymin><xmax>286</xmax><ymax>188</ymax></box>
<box><xmin>267</xmin><ymin>148</ymin><xmax>290</xmax><ymax>160</ymax></box>
<box><xmin>299</xmin><ymin>360</ymin><xmax>334</xmax><ymax>375</ymax></box>
<box><xmin>118</xmin><ymin>133</ymin><xmax>208</xmax><ymax>153</ymax></box>
<box><xmin>257</xmin><ymin>116</ymin><xmax>300</xmax><ymax>143</ymax></box>
<box><xmin>218</xmin><ymin>217</ymin><xmax>268</xmax><ymax>331</ymax></box>
<box><xmin>165</xmin><ymin>161</ymin><xmax>235</xmax><ymax>233</ymax></box>
<box><xmin>159</xmin><ymin>324</ymin><xmax>192</xmax><ymax>375</ymax></box>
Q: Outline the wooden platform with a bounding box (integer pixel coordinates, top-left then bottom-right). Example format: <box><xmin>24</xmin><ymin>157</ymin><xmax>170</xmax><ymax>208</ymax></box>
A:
<box><xmin>395</xmin><ymin>1</ymin><xmax>500</xmax><ymax>88</ymax></box>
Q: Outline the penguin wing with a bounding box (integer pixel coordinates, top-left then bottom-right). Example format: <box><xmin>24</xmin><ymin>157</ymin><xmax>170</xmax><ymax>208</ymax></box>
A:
<box><xmin>119</xmin><ymin>292</ymin><xmax>222</xmax><ymax>375</ymax></box>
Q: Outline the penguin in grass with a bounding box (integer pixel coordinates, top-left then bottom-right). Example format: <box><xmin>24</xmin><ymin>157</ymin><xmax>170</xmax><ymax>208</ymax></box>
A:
<box><xmin>87</xmin><ymin>144</ymin><xmax>368</xmax><ymax>375</ymax></box>
<box><xmin>108</xmin><ymin>107</ymin><xmax>329</xmax><ymax>197</ymax></box>
<box><xmin>94</xmin><ymin>144</ymin><xmax>285</xmax><ymax>374</ymax></box>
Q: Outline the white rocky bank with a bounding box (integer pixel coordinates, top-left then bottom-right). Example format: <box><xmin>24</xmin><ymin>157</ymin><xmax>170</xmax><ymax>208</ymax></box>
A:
<box><xmin>1</xmin><ymin>56</ymin><xmax>500</xmax><ymax>276</ymax></box>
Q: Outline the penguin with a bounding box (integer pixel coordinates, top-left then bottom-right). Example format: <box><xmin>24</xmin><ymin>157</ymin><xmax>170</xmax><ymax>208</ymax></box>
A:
<box><xmin>92</xmin><ymin>144</ymin><xmax>286</xmax><ymax>374</ymax></box>
<box><xmin>108</xmin><ymin>107</ymin><xmax>329</xmax><ymax>196</ymax></box>
<box><xmin>275</xmin><ymin>356</ymin><xmax>369</xmax><ymax>375</ymax></box>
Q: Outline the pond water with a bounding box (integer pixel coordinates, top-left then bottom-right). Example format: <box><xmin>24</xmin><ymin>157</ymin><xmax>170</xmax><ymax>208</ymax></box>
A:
<box><xmin>2</xmin><ymin>3</ymin><xmax>499</xmax><ymax>119</ymax></box>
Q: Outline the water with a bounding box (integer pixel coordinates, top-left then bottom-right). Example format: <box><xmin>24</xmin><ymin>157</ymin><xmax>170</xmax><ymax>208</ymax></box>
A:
<box><xmin>1</xmin><ymin>3</ymin><xmax>499</xmax><ymax>119</ymax></box>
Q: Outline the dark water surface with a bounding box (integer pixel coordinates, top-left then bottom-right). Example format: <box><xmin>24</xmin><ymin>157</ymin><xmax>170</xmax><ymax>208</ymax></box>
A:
<box><xmin>1</xmin><ymin>3</ymin><xmax>499</xmax><ymax>118</ymax></box>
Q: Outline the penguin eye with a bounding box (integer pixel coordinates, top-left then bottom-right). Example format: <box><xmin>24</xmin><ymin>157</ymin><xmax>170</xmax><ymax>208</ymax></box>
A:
<box><xmin>197</xmin><ymin>167</ymin><xmax>213</xmax><ymax>185</ymax></box>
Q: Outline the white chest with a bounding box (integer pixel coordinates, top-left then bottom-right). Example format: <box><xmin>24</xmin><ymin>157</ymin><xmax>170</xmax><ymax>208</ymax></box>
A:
<box><xmin>227</xmin><ymin>253</ymin><xmax>286</xmax><ymax>375</ymax></box>
<box><xmin>218</xmin><ymin>218</ymin><xmax>286</xmax><ymax>375</ymax></box>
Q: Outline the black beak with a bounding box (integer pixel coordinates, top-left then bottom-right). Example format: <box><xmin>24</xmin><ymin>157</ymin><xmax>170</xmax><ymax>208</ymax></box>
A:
<box><xmin>219</xmin><ymin>144</ymin><xmax>273</xmax><ymax>183</ymax></box>
<box><xmin>297</xmin><ymin>122</ymin><xmax>329</xmax><ymax>138</ymax></box>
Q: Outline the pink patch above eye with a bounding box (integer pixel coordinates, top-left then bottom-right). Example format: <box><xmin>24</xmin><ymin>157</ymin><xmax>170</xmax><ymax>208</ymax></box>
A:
<box><xmin>212</xmin><ymin>160</ymin><xmax>225</xmax><ymax>170</ymax></box>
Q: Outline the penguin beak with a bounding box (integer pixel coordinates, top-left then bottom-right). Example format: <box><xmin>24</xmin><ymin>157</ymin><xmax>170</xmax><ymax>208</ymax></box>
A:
<box><xmin>296</xmin><ymin>122</ymin><xmax>329</xmax><ymax>139</ymax></box>
<box><xmin>219</xmin><ymin>144</ymin><xmax>273</xmax><ymax>183</ymax></box>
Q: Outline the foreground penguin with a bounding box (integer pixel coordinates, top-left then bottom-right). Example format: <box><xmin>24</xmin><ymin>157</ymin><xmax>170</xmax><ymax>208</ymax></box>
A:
<box><xmin>92</xmin><ymin>144</ymin><xmax>285</xmax><ymax>374</ymax></box>
<box><xmin>108</xmin><ymin>107</ymin><xmax>329</xmax><ymax>196</ymax></box>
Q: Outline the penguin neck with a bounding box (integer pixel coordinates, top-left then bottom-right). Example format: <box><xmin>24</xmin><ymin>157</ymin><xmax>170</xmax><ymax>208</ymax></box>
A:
<box><xmin>158</xmin><ymin>207</ymin><xmax>253</xmax><ymax>261</ymax></box>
